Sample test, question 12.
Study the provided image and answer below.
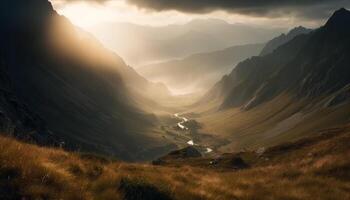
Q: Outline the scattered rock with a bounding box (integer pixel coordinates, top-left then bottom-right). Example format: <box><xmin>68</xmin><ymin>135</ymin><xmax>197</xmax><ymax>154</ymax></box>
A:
<box><xmin>119</xmin><ymin>178</ymin><xmax>172</xmax><ymax>200</ymax></box>
<box><xmin>152</xmin><ymin>159</ymin><xmax>165</xmax><ymax>165</ymax></box>
<box><xmin>230</xmin><ymin>156</ymin><xmax>249</xmax><ymax>169</ymax></box>
<box><xmin>168</xmin><ymin>146</ymin><xmax>202</xmax><ymax>159</ymax></box>
<box><xmin>209</xmin><ymin>160</ymin><xmax>219</xmax><ymax>165</ymax></box>
<box><xmin>209</xmin><ymin>156</ymin><xmax>224</xmax><ymax>166</ymax></box>
<box><xmin>256</xmin><ymin>147</ymin><xmax>266</xmax><ymax>156</ymax></box>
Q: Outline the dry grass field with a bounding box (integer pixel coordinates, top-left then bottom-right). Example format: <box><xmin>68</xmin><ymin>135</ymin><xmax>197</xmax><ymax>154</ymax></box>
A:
<box><xmin>1</xmin><ymin>124</ymin><xmax>349</xmax><ymax>200</ymax></box>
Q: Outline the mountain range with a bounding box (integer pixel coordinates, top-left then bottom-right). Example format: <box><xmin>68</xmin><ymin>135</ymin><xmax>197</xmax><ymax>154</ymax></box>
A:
<box><xmin>0</xmin><ymin>1</ymin><xmax>349</xmax><ymax>199</ymax></box>
<box><xmin>139</xmin><ymin>43</ymin><xmax>265</xmax><ymax>94</ymax></box>
<box><xmin>90</xmin><ymin>19</ymin><xmax>285</xmax><ymax>66</ymax></box>
<box><xmin>259</xmin><ymin>26</ymin><xmax>313</xmax><ymax>56</ymax></box>
<box><xmin>193</xmin><ymin>8</ymin><xmax>350</xmax><ymax>153</ymax></box>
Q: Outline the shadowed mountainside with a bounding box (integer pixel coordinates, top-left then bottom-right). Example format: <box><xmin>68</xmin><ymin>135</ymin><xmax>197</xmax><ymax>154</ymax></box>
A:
<box><xmin>0</xmin><ymin>0</ymin><xmax>175</xmax><ymax>161</ymax></box>
<box><xmin>199</xmin><ymin>8</ymin><xmax>350</xmax><ymax>110</ymax></box>
<box><xmin>0</xmin><ymin>3</ymin><xmax>349</xmax><ymax>199</ymax></box>
<box><xmin>192</xmin><ymin>8</ymin><xmax>350</xmax><ymax>153</ymax></box>
<box><xmin>222</xmin><ymin>8</ymin><xmax>350</xmax><ymax>110</ymax></box>
<box><xmin>260</xmin><ymin>26</ymin><xmax>312</xmax><ymax>56</ymax></box>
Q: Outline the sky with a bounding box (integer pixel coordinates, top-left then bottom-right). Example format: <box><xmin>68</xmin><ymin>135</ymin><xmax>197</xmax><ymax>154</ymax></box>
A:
<box><xmin>50</xmin><ymin>0</ymin><xmax>350</xmax><ymax>29</ymax></box>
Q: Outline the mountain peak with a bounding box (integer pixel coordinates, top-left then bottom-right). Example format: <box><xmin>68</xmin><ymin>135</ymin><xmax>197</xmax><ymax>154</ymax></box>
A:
<box><xmin>325</xmin><ymin>8</ymin><xmax>350</xmax><ymax>27</ymax></box>
<box><xmin>287</xmin><ymin>26</ymin><xmax>312</xmax><ymax>37</ymax></box>
<box><xmin>289</xmin><ymin>26</ymin><xmax>308</xmax><ymax>33</ymax></box>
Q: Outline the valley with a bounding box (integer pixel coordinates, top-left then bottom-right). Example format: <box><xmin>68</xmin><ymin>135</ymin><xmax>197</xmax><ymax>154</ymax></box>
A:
<box><xmin>0</xmin><ymin>0</ymin><xmax>349</xmax><ymax>199</ymax></box>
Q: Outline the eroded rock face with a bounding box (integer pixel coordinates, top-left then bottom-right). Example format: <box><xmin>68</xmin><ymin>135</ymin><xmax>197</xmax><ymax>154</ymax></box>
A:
<box><xmin>325</xmin><ymin>85</ymin><xmax>350</xmax><ymax>107</ymax></box>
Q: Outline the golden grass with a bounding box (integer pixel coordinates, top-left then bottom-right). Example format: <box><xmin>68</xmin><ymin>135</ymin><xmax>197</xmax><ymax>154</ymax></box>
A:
<box><xmin>195</xmin><ymin>94</ymin><xmax>350</xmax><ymax>153</ymax></box>
<box><xmin>0</xmin><ymin>127</ymin><xmax>349</xmax><ymax>200</ymax></box>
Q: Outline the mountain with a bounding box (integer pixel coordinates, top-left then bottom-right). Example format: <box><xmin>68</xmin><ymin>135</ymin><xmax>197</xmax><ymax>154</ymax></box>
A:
<box><xmin>90</xmin><ymin>19</ymin><xmax>285</xmax><ymax>66</ymax></box>
<box><xmin>193</xmin><ymin>8</ymin><xmax>350</xmax><ymax>153</ymax></box>
<box><xmin>221</xmin><ymin>8</ymin><xmax>350</xmax><ymax>109</ymax></box>
<box><xmin>139</xmin><ymin>43</ymin><xmax>265</xmax><ymax>94</ymax></box>
<box><xmin>260</xmin><ymin>26</ymin><xmax>313</xmax><ymax>56</ymax></box>
<box><xmin>0</xmin><ymin>4</ymin><xmax>349</xmax><ymax>199</ymax></box>
<box><xmin>0</xmin><ymin>0</ymin><xmax>175</xmax><ymax>161</ymax></box>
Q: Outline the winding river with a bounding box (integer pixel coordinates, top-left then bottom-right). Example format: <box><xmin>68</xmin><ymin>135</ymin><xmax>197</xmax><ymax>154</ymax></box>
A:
<box><xmin>174</xmin><ymin>113</ymin><xmax>213</xmax><ymax>153</ymax></box>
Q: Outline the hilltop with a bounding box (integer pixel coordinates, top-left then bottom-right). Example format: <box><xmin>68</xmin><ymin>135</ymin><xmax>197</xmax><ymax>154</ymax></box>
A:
<box><xmin>0</xmin><ymin>123</ymin><xmax>349</xmax><ymax>199</ymax></box>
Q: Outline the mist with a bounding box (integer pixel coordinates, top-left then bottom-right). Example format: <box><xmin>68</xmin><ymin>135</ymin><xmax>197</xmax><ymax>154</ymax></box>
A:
<box><xmin>2</xmin><ymin>1</ymin><xmax>350</xmax><ymax>199</ymax></box>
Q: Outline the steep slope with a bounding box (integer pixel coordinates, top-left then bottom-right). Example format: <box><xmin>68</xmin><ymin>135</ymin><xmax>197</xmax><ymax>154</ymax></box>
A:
<box><xmin>197</xmin><ymin>33</ymin><xmax>309</xmax><ymax>110</ymax></box>
<box><xmin>0</xmin><ymin>60</ymin><xmax>59</xmax><ymax>145</ymax></box>
<box><xmin>222</xmin><ymin>8</ymin><xmax>350</xmax><ymax>110</ymax></box>
<box><xmin>193</xmin><ymin>8</ymin><xmax>350</xmax><ymax>152</ymax></box>
<box><xmin>260</xmin><ymin>26</ymin><xmax>312</xmax><ymax>56</ymax></box>
<box><xmin>0</xmin><ymin>0</ymin><xmax>174</xmax><ymax>161</ymax></box>
<box><xmin>140</xmin><ymin>43</ymin><xmax>264</xmax><ymax>94</ymax></box>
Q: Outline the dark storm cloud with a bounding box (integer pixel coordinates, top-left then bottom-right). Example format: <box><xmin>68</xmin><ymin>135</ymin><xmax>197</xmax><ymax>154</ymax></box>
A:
<box><xmin>126</xmin><ymin>0</ymin><xmax>350</xmax><ymax>19</ymax></box>
<box><xmin>59</xmin><ymin>0</ymin><xmax>108</xmax><ymax>3</ymax></box>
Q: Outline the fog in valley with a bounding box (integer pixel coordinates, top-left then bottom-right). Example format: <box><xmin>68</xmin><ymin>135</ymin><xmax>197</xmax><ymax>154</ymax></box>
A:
<box><xmin>1</xmin><ymin>1</ymin><xmax>350</xmax><ymax>199</ymax></box>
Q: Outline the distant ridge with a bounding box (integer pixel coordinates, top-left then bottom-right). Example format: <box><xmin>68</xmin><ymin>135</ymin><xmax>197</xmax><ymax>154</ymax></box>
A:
<box><xmin>260</xmin><ymin>26</ymin><xmax>312</xmax><ymax>56</ymax></box>
<box><xmin>140</xmin><ymin>43</ymin><xmax>264</xmax><ymax>94</ymax></box>
<box><xmin>91</xmin><ymin>18</ymin><xmax>284</xmax><ymax>66</ymax></box>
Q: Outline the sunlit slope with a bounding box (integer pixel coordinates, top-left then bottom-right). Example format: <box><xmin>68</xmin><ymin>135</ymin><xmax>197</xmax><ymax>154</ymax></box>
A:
<box><xmin>197</xmin><ymin>95</ymin><xmax>350</xmax><ymax>152</ymax></box>
<box><xmin>1</xmin><ymin>124</ymin><xmax>349</xmax><ymax>200</ymax></box>
<box><xmin>0</xmin><ymin>0</ymin><xmax>174</xmax><ymax>161</ymax></box>
<box><xmin>193</xmin><ymin>8</ymin><xmax>350</xmax><ymax>152</ymax></box>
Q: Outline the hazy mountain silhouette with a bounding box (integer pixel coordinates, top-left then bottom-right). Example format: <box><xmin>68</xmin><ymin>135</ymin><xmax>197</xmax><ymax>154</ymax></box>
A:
<box><xmin>140</xmin><ymin>43</ymin><xmax>265</xmax><ymax>94</ymax></box>
<box><xmin>0</xmin><ymin>0</ymin><xmax>174</xmax><ymax>161</ymax></box>
<box><xmin>91</xmin><ymin>19</ymin><xmax>285</xmax><ymax>66</ymax></box>
<box><xmin>260</xmin><ymin>26</ymin><xmax>313</xmax><ymax>56</ymax></box>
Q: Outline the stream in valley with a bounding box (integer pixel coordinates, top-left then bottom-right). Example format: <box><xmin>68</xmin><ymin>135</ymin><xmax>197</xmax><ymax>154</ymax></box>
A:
<box><xmin>174</xmin><ymin>113</ymin><xmax>213</xmax><ymax>154</ymax></box>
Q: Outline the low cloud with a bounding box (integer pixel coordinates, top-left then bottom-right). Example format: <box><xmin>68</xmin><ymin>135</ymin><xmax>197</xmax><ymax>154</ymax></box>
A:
<box><xmin>55</xmin><ymin>0</ymin><xmax>109</xmax><ymax>4</ymax></box>
<box><xmin>126</xmin><ymin>0</ymin><xmax>350</xmax><ymax>20</ymax></box>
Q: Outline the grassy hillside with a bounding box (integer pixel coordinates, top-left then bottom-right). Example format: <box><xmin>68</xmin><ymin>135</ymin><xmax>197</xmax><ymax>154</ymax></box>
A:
<box><xmin>1</xmin><ymin>124</ymin><xmax>349</xmax><ymax>200</ymax></box>
<box><xmin>195</xmin><ymin>95</ymin><xmax>350</xmax><ymax>152</ymax></box>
